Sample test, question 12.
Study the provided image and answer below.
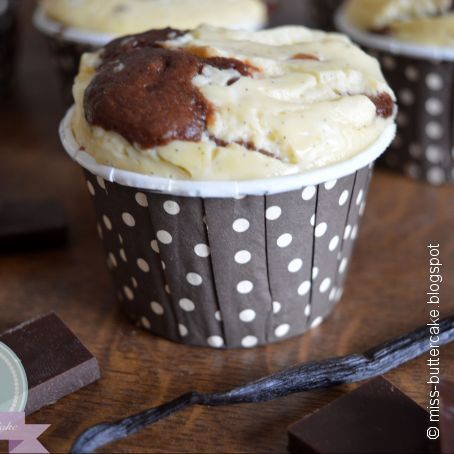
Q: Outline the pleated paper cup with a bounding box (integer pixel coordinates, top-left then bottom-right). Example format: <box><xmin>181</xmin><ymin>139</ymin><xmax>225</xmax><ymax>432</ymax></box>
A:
<box><xmin>60</xmin><ymin>107</ymin><xmax>395</xmax><ymax>348</ymax></box>
<box><xmin>336</xmin><ymin>9</ymin><xmax>454</xmax><ymax>186</ymax></box>
<box><xmin>0</xmin><ymin>0</ymin><xmax>17</xmax><ymax>98</ymax></box>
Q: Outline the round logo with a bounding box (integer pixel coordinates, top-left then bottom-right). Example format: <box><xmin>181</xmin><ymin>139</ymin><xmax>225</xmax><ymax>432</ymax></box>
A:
<box><xmin>0</xmin><ymin>342</ymin><xmax>28</xmax><ymax>412</ymax></box>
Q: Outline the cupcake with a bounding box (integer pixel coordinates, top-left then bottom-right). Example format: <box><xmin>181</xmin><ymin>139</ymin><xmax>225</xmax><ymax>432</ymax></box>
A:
<box><xmin>60</xmin><ymin>25</ymin><xmax>396</xmax><ymax>348</ymax></box>
<box><xmin>337</xmin><ymin>0</ymin><xmax>454</xmax><ymax>185</ymax></box>
<box><xmin>0</xmin><ymin>0</ymin><xmax>17</xmax><ymax>97</ymax></box>
<box><xmin>33</xmin><ymin>0</ymin><xmax>268</xmax><ymax>103</ymax></box>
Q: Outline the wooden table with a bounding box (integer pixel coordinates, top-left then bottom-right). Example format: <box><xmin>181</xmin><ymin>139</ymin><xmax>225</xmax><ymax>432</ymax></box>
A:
<box><xmin>1</xmin><ymin>3</ymin><xmax>453</xmax><ymax>453</ymax></box>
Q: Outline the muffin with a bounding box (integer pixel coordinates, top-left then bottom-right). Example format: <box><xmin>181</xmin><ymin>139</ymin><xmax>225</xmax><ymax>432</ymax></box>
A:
<box><xmin>33</xmin><ymin>0</ymin><xmax>268</xmax><ymax>102</ymax></box>
<box><xmin>60</xmin><ymin>25</ymin><xmax>396</xmax><ymax>348</ymax></box>
<box><xmin>337</xmin><ymin>0</ymin><xmax>454</xmax><ymax>184</ymax></box>
<box><xmin>0</xmin><ymin>0</ymin><xmax>17</xmax><ymax>98</ymax></box>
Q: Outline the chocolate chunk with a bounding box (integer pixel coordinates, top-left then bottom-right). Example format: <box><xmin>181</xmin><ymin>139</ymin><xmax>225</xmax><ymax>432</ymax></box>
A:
<box><xmin>288</xmin><ymin>377</ymin><xmax>432</xmax><ymax>454</ymax></box>
<box><xmin>290</xmin><ymin>53</ymin><xmax>319</xmax><ymax>61</ymax></box>
<box><xmin>371</xmin><ymin>26</ymin><xmax>392</xmax><ymax>36</ymax></box>
<box><xmin>0</xmin><ymin>313</ymin><xmax>100</xmax><ymax>415</ymax></box>
<box><xmin>440</xmin><ymin>379</ymin><xmax>454</xmax><ymax>453</ymax></box>
<box><xmin>368</xmin><ymin>92</ymin><xmax>394</xmax><ymax>118</ymax></box>
<box><xmin>210</xmin><ymin>135</ymin><xmax>278</xmax><ymax>160</ymax></box>
<box><xmin>85</xmin><ymin>28</ymin><xmax>257</xmax><ymax>149</ymax></box>
<box><xmin>0</xmin><ymin>200</ymin><xmax>67</xmax><ymax>253</ymax></box>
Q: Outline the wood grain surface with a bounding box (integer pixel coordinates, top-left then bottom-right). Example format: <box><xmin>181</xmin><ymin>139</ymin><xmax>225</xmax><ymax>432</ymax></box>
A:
<box><xmin>1</xmin><ymin>3</ymin><xmax>453</xmax><ymax>453</ymax></box>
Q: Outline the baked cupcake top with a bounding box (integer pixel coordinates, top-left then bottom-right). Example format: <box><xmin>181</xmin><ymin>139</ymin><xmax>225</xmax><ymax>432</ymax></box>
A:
<box><xmin>40</xmin><ymin>0</ymin><xmax>267</xmax><ymax>33</ymax></box>
<box><xmin>72</xmin><ymin>26</ymin><xmax>396</xmax><ymax>181</ymax></box>
<box><xmin>345</xmin><ymin>0</ymin><xmax>454</xmax><ymax>46</ymax></box>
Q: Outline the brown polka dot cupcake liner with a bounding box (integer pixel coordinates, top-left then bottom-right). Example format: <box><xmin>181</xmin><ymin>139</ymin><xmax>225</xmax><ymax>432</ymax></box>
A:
<box><xmin>0</xmin><ymin>0</ymin><xmax>17</xmax><ymax>97</ymax></box>
<box><xmin>336</xmin><ymin>9</ymin><xmax>454</xmax><ymax>186</ymax></box>
<box><xmin>60</xmin><ymin>107</ymin><xmax>395</xmax><ymax>349</ymax></box>
<box><xmin>83</xmin><ymin>167</ymin><xmax>372</xmax><ymax>349</ymax></box>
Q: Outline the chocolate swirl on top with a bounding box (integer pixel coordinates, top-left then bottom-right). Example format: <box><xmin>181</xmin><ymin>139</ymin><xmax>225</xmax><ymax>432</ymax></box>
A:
<box><xmin>84</xmin><ymin>28</ymin><xmax>257</xmax><ymax>149</ymax></box>
<box><xmin>368</xmin><ymin>93</ymin><xmax>394</xmax><ymax>119</ymax></box>
<box><xmin>84</xmin><ymin>28</ymin><xmax>394</xmax><ymax>152</ymax></box>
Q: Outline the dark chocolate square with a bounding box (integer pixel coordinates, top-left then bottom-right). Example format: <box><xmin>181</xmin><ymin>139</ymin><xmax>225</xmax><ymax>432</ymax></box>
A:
<box><xmin>0</xmin><ymin>313</ymin><xmax>100</xmax><ymax>414</ymax></box>
<box><xmin>288</xmin><ymin>377</ymin><xmax>432</xmax><ymax>454</ymax></box>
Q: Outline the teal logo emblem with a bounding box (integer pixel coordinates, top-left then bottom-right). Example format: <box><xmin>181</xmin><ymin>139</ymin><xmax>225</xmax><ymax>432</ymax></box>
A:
<box><xmin>0</xmin><ymin>342</ymin><xmax>28</xmax><ymax>412</ymax></box>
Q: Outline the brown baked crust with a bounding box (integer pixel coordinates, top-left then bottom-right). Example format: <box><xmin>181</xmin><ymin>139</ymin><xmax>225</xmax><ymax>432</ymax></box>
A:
<box><xmin>84</xmin><ymin>28</ymin><xmax>257</xmax><ymax>149</ymax></box>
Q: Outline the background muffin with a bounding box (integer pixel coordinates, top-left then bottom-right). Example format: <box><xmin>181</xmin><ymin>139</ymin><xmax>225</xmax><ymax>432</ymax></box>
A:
<box><xmin>61</xmin><ymin>25</ymin><xmax>396</xmax><ymax>348</ymax></box>
<box><xmin>41</xmin><ymin>0</ymin><xmax>267</xmax><ymax>34</ymax></box>
<box><xmin>34</xmin><ymin>0</ymin><xmax>268</xmax><ymax>103</ymax></box>
<box><xmin>338</xmin><ymin>0</ymin><xmax>454</xmax><ymax>185</ymax></box>
<box><xmin>345</xmin><ymin>0</ymin><xmax>453</xmax><ymax>46</ymax></box>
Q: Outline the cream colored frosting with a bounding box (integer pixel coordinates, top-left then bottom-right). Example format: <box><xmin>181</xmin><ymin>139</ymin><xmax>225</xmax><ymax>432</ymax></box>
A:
<box><xmin>345</xmin><ymin>0</ymin><xmax>454</xmax><ymax>46</ymax></box>
<box><xmin>72</xmin><ymin>25</ymin><xmax>396</xmax><ymax>181</ymax></box>
<box><xmin>40</xmin><ymin>0</ymin><xmax>267</xmax><ymax>33</ymax></box>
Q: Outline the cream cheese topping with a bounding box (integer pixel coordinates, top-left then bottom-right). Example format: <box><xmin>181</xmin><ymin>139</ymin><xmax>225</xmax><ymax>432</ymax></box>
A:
<box><xmin>72</xmin><ymin>25</ymin><xmax>396</xmax><ymax>181</ymax></box>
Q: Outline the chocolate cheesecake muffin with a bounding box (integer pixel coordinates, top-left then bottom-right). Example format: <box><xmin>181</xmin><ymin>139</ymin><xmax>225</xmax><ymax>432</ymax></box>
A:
<box><xmin>338</xmin><ymin>0</ymin><xmax>454</xmax><ymax>184</ymax></box>
<box><xmin>61</xmin><ymin>25</ymin><xmax>396</xmax><ymax>348</ymax></box>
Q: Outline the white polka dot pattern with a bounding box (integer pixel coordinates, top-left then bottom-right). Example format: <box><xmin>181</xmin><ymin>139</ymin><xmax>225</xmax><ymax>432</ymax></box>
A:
<box><xmin>235</xmin><ymin>250</ymin><xmax>251</xmax><ymax>264</ymax></box>
<box><xmin>239</xmin><ymin>309</ymin><xmax>256</xmax><ymax>323</ymax></box>
<box><xmin>186</xmin><ymin>273</ymin><xmax>203</xmax><ymax>286</ymax></box>
<box><xmin>135</xmin><ymin>192</ymin><xmax>148</xmax><ymax>207</ymax></box>
<box><xmin>288</xmin><ymin>258</ymin><xmax>303</xmax><ymax>273</ymax></box>
<box><xmin>194</xmin><ymin>243</ymin><xmax>210</xmax><ymax>258</ymax></box>
<box><xmin>84</xmin><ymin>165</ymin><xmax>371</xmax><ymax>348</ymax></box>
<box><xmin>207</xmin><ymin>335</ymin><xmax>224</xmax><ymax>348</ymax></box>
<box><xmin>150</xmin><ymin>301</ymin><xmax>164</xmax><ymax>315</ymax></box>
<box><xmin>374</xmin><ymin>49</ymin><xmax>453</xmax><ymax>185</ymax></box>
<box><xmin>87</xmin><ymin>180</ymin><xmax>95</xmax><ymax>196</ymax></box>
<box><xmin>241</xmin><ymin>336</ymin><xmax>258</xmax><ymax>348</ymax></box>
<box><xmin>137</xmin><ymin>258</ymin><xmax>149</xmax><ymax>273</ymax></box>
<box><xmin>179</xmin><ymin>298</ymin><xmax>195</xmax><ymax>312</ymax></box>
<box><xmin>266</xmin><ymin>206</ymin><xmax>282</xmax><ymax>221</ymax></box>
<box><xmin>163</xmin><ymin>200</ymin><xmax>180</xmax><ymax>215</ymax></box>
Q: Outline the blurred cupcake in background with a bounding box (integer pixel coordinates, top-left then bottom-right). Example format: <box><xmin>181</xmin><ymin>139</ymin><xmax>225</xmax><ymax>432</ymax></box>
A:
<box><xmin>0</xmin><ymin>0</ymin><xmax>17</xmax><ymax>98</ymax></box>
<box><xmin>268</xmin><ymin>0</ymin><xmax>342</xmax><ymax>30</ymax></box>
<box><xmin>337</xmin><ymin>0</ymin><xmax>454</xmax><ymax>185</ymax></box>
<box><xmin>33</xmin><ymin>0</ymin><xmax>268</xmax><ymax>102</ymax></box>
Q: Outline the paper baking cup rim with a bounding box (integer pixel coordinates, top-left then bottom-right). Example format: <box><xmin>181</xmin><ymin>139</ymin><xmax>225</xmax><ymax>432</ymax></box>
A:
<box><xmin>335</xmin><ymin>9</ymin><xmax>454</xmax><ymax>61</ymax></box>
<box><xmin>33</xmin><ymin>6</ymin><xmax>265</xmax><ymax>47</ymax></box>
<box><xmin>60</xmin><ymin>106</ymin><xmax>396</xmax><ymax>198</ymax></box>
<box><xmin>33</xmin><ymin>6</ymin><xmax>116</xmax><ymax>46</ymax></box>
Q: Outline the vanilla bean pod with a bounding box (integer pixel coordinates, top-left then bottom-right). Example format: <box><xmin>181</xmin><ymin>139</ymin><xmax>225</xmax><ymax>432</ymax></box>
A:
<box><xmin>72</xmin><ymin>315</ymin><xmax>454</xmax><ymax>453</ymax></box>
